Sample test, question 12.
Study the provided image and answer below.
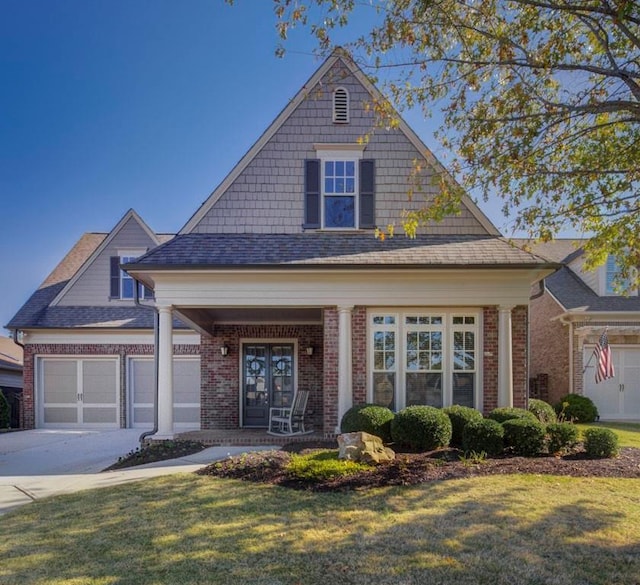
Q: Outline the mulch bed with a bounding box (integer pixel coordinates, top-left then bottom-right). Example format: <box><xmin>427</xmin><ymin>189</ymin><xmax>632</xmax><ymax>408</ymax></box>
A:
<box><xmin>105</xmin><ymin>440</ymin><xmax>206</xmax><ymax>471</ymax></box>
<box><xmin>197</xmin><ymin>441</ymin><xmax>640</xmax><ymax>492</ymax></box>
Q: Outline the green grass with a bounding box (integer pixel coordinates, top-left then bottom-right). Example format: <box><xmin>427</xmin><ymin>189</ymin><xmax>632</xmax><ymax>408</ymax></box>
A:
<box><xmin>287</xmin><ymin>450</ymin><xmax>372</xmax><ymax>481</ymax></box>
<box><xmin>1</xmin><ymin>473</ymin><xmax>640</xmax><ymax>585</ymax></box>
<box><xmin>577</xmin><ymin>421</ymin><xmax>640</xmax><ymax>448</ymax></box>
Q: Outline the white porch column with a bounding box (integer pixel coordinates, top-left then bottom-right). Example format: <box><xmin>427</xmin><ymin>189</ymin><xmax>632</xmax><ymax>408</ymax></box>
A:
<box><xmin>336</xmin><ymin>305</ymin><xmax>353</xmax><ymax>433</ymax></box>
<box><xmin>156</xmin><ymin>303</ymin><xmax>174</xmax><ymax>438</ymax></box>
<box><xmin>498</xmin><ymin>305</ymin><xmax>514</xmax><ymax>408</ymax></box>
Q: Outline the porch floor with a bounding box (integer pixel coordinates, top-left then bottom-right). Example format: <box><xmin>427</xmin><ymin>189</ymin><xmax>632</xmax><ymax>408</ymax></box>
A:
<box><xmin>177</xmin><ymin>428</ymin><xmax>332</xmax><ymax>447</ymax></box>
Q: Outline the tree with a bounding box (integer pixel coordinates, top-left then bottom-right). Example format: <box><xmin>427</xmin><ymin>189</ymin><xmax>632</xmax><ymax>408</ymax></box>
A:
<box><xmin>272</xmin><ymin>0</ymin><xmax>640</xmax><ymax>281</ymax></box>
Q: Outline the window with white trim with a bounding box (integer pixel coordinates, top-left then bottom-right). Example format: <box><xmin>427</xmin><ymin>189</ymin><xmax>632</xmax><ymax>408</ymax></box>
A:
<box><xmin>369</xmin><ymin>311</ymin><xmax>480</xmax><ymax>410</ymax></box>
<box><xmin>602</xmin><ymin>255</ymin><xmax>637</xmax><ymax>296</ymax></box>
<box><xmin>323</xmin><ymin>159</ymin><xmax>357</xmax><ymax>228</ymax></box>
<box><xmin>110</xmin><ymin>250</ymin><xmax>150</xmax><ymax>300</ymax></box>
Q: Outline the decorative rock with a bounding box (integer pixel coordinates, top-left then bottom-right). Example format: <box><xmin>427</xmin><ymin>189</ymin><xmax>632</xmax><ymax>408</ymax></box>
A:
<box><xmin>337</xmin><ymin>431</ymin><xmax>395</xmax><ymax>464</ymax></box>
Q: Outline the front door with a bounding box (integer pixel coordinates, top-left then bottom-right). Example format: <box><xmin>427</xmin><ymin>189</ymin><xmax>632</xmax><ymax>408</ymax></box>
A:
<box><xmin>242</xmin><ymin>343</ymin><xmax>294</xmax><ymax>427</ymax></box>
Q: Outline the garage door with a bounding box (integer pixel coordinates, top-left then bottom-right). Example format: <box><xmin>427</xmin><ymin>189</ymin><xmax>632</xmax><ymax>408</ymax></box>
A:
<box><xmin>584</xmin><ymin>347</ymin><xmax>640</xmax><ymax>420</ymax></box>
<box><xmin>129</xmin><ymin>357</ymin><xmax>201</xmax><ymax>430</ymax></box>
<box><xmin>38</xmin><ymin>357</ymin><xmax>119</xmax><ymax>428</ymax></box>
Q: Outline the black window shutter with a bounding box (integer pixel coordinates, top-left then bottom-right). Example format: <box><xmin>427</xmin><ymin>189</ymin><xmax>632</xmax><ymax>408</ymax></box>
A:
<box><xmin>304</xmin><ymin>159</ymin><xmax>321</xmax><ymax>228</ymax></box>
<box><xmin>110</xmin><ymin>256</ymin><xmax>120</xmax><ymax>298</ymax></box>
<box><xmin>359</xmin><ymin>159</ymin><xmax>375</xmax><ymax>228</ymax></box>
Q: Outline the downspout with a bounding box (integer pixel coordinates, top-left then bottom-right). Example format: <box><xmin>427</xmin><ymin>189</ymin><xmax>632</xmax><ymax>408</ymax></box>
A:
<box><xmin>133</xmin><ymin>279</ymin><xmax>160</xmax><ymax>445</ymax></box>
<box><xmin>12</xmin><ymin>329</ymin><xmax>25</xmax><ymax>349</ymax></box>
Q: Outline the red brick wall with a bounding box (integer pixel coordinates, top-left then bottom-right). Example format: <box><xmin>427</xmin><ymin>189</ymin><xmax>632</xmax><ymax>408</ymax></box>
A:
<box><xmin>483</xmin><ymin>307</ymin><xmax>499</xmax><ymax>413</ymax></box>
<box><xmin>322</xmin><ymin>308</ymin><xmax>339</xmax><ymax>434</ymax></box>
<box><xmin>200</xmin><ymin>324</ymin><xmax>324</xmax><ymax>430</ymax></box>
<box><xmin>21</xmin><ymin>343</ymin><xmax>198</xmax><ymax>429</ymax></box>
<box><xmin>530</xmin><ymin>292</ymin><xmax>570</xmax><ymax>404</ymax></box>
<box><xmin>512</xmin><ymin>305</ymin><xmax>528</xmax><ymax>408</ymax></box>
<box><xmin>351</xmin><ymin>307</ymin><xmax>367</xmax><ymax>405</ymax></box>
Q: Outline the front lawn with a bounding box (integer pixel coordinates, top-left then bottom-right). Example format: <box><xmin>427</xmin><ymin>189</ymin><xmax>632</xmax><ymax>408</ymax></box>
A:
<box><xmin>1</xmin><ymin>473</ymin><xmax>640</xmax><ymax>585</ymax></box>
<box><xmin>578</xmin><ymin>421</ymin><xmax>640</xmax><ymax>448</ymax></box>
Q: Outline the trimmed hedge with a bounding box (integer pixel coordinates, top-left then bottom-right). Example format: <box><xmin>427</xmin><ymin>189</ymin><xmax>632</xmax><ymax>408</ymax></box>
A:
<box><xmin>502</xmin><ymin>418</ymin><xmax>546</xmax><ymax>456</ymax></box>
<box><xmin>555</xmin><ymin>394</ymin><xmax>599</xmax><ymax>423</ymax></box>
<box><xmin>340</xmin><ymin>404</ymin><xmax>394</xmax><ymax>443</ymax></box>
<box><xmin>390</xmin><ymin>405</ymin><xmax>452</xmax><ymax>451</ymax></box>
<box><xmin>443</xmin><ymin>405</ymin><xmax>484</xmax><ymax>447</ymax></box>
<box><xmin>488</xmin><ymin>407</ymin><xmax>536</xmax><ymax>424</ymax></box>
<box><xmin>546</xmin><ymin>422</ymin><xmax>579</xmax><ymax>454</ymax></box>
<box><xmin>583</xmin><ymin>427</ymin><xmax>619</xmax><ymax>458</ymax></box>
<box><xmin>528</xmin><ymin>399</ymin><xmax>557</xmax><ymax>424</ymax></box>
<box><xmin>462</xmin><ymin>418</ymin><xmax>504</xmax><ymax>456</ymax></box>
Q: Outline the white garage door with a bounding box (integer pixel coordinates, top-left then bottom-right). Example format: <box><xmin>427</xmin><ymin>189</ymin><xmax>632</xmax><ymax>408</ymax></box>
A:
<box><xmin>38</xmin><ymin>357</ymin><xmax>119</xmax><ymax>428</ymax></box>
<box><xmin>584</xmin><ymin>347</ymin><xmax>640</xmax><ymax>420</ymax></box>
<box><xmin>129</xmin><ymin>357</ymin><xmax>201</xmax><ymax>430</ymax></box>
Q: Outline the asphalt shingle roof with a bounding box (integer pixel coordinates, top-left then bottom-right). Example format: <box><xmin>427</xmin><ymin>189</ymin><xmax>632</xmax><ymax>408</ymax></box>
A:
<box><xmin>129</xmin><ymin>234</ymin><xmax>554</xmax><ymax>268</ymax></box>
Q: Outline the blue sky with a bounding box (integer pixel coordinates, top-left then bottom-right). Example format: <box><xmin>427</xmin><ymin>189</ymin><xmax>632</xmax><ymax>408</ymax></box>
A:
<box><xmin>1</xmin><ymin>0</ymin><xmax>517</xmax><ymax>334</ymax></box>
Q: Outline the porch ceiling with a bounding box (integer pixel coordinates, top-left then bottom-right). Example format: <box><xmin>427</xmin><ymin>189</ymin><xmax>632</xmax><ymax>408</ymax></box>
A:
<box><xmin>176</xmin><ymin>307</ymin><xmax>323</xmax><ymax>335</ymax></box>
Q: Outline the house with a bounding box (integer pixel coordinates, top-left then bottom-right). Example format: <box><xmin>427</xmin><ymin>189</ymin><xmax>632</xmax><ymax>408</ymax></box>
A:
<box><xmin>7</xmin><ymin>50</ymin><xmax>556</xmax><ymax>437</ymax></box>
<box><xmin>526</xmin><ymin>239</ymin><xmax>640</xmax><ymax>420</ymax></box>
<box><xmin>0</xmin><ymin>336</ymin><xmax>24</xmax><ymax>428</ymax></box>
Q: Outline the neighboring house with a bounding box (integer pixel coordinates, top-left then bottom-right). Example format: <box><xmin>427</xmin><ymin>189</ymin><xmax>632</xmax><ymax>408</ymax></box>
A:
<box><xmin>526</xmin><ymin>239</ymin><xmax>640</xmax><ymax>420</ymax></box>
<box><xmin>7</xmin><ymin>50</ymin><xmax>556</xmax><ymax>437</ymax></box>
<box><xmin>0</xmin><ymin>336</ymin><xmax>24</xmax><ymax>428</ymax></box>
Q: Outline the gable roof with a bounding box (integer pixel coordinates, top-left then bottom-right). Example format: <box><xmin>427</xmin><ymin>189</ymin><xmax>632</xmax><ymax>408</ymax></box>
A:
<box><xmin>128</xmin><ymin>233</ymin><xmax>556</xmax><ymax>270</ymax></box>
<box><xmin>519</xmin><ymin>239</ymin><xmax>640</xmax><ymax>313</ymax></box>
<box><xmin>179</xmin><ymin>48</ymin><xmax>500</xmax><ymax>237</ymax></box>
<box><xmin>6</xmin><ymin>212</ymin><xmax>176</xmax><ymax>331</ymax></box>
<box><xmin>50</xmin><ymin>209</ymin><xmax>162</xmax><ymax>306</ymax></box>
<box><xmin>6</xmin><ymin>232</ymin><xmax>106</xmax><ymax>329</ymax></box>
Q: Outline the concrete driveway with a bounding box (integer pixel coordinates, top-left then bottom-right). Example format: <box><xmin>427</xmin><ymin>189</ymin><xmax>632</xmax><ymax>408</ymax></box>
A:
<box><xmin>0</xmin><ymin>429</ymin><xmax>276</xmax><ymax>516</ymax></box>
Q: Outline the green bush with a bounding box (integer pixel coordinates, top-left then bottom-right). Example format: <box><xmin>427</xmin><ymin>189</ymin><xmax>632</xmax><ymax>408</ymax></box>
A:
<box><xmin>0</xmin><ymin>391</ymin><xmax>10</xmax><ymax>429</ymax></box>
<box><xmin>462</xmin><ymin>418</ymin><xmax>505</xmax><ymax>456</ymax></box>
<box><xmin>546</xmin><ymin>422</ymin><xmax>579</xmax><ymax>454</ymax></box>
<box><xmin>528</xmin><ymin>399</ymin><xmax>557</xmax><ymax>424</ymax></box>
<box><xmin>286</xmin><ymin>450</ymin><xmax>372</xmax><ymax>481</ymax></box>
<box><xmin>488</xmin><ymin>407</ymin><xmax>536</xmax><ymax>424</ymax></box>
<box><xmin>583</xmin><ymin>428</ymin><xmax>619</xmax><ymax>458</ymax></box>
<box><xmin>340</xmin><ymin>404</ymin><xmax>394</xmax><ymax>443</ymax></box>
<box><xmin>502</xmin><ymin>418</ymin><xmax>547</xmax><ymax>456</ymax></box>
<box><xmin>555</xmin><ymin>394</ymin><xmax>599</xmax><ymax>423</ymax></box>
<box><xmin>443</xmin><ymin>405</ymin><xmax>484</xmax><ymax>447</ymax></box>
<box><xmin>390</xmin><ymin>405</ymin><xmax>452</xmax><ymax>451</ymax></box>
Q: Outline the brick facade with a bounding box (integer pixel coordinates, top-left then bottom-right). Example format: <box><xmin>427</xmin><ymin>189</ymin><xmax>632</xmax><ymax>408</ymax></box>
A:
<box><xmin>200</xmin><ymin>324</ymin><xmax>324</xmax><ymax>431</ymax></box>
<box><xmin>21</xmin><ymin>343</ymin><xmax>199</xmax><ymax>429</ymax></box>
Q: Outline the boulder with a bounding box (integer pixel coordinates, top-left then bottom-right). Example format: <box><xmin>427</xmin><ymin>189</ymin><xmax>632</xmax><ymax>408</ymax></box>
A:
<box><xmin>337</xmin><ymin>431</ymin><xmax>395</xmax><ymax>464</ymax></box>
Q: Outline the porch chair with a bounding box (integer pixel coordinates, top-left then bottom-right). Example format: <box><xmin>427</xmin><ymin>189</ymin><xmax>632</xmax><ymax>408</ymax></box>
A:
<box><xmin>267</xmin><ymin>390</ymin><xmax>313</xmax><ymax>436</ymax></box>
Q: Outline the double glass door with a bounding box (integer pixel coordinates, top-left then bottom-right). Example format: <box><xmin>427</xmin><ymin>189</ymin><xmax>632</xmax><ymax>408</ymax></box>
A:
<box><xmin>242</xmin><ymin>344</ymin><xmax>294</xmax><ymax>427</ymax></box>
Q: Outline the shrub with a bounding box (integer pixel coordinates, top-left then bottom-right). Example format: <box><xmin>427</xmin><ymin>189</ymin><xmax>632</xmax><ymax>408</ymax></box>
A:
<box><xmin>286</xmin><ymin>450</ymin><xmax>372</xmax><ymax>481</ymax></box>
<box><xmin>488</xmin><ymin>407</ymin><xmax>536</xmax><ymax>424</ymax></box>
<box><xmin>502</xmin><ymin>418</ymin><xmax>547</xmax><ymax>456</ymax></box>
<box><xmin>555</xmin><ymin>394</ymin><xmax>599</xmax><ymax>423</ymax></box>
<box><xmin>390</xmin><ymin>405</ymin><xmax>452</xmax><ymax>451</ymax></box>
<box><xmin>462</xmin><ymin>418</ymin><xmax>504</xmax><ymax>456</ymax></box>
<box><xmin>443</xmin><ymin>405</ymin><xmax>484</xmax><ymax>447</ymax></box>
<box><xmin>0</xmin><ymin>391</ymin><xmax>9</xmax><ymax>429</ymax></box>
<box><xmin>528</xmin><ymin>399</ymin><xmax>557</xmax><ymax>424</ymax></box>
<box><xmin>546</xmin><ymin>422</ymin><xmax>579</xmax><ymax>454</ymax></box>
<box><xmin>340</xmin><ymin>404</ymin><xmax>394</xmax><ymax>443</ymax></box>
<box><xmin>583</xmin><ymin>428</ymin><xmax>619</xmax><ymax>458</ymax></box>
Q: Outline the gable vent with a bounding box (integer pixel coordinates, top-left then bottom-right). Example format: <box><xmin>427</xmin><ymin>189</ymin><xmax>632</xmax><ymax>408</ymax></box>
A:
<box><xmin>333</xmin><ymin>88</ymin><xmax>349</xmax><ymax>123</ymax></box>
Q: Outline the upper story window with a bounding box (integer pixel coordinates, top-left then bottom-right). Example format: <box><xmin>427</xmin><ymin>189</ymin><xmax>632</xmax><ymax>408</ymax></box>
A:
<box><xmin>304</xmin><ymin>144</ymin><xmax>375</xmax><ymax>230</ymax></box>
<box><xmin>324</xmin><ymin>159</ymin><xmax>357</xmax><ymax>228</ymax></box>
<box><xmin>603</xmin><ymin>255</ymin><xmax>636</xmax><ymax>296</ymax></box>
<box><xmin>110</xmin><ymin>251</ymin><xmax>151</xmax><ymax>300</ymax></box>
<box><xmin>333</xmin><ymin>88</ymin><xmax>349</xmax><ymax>123</ymax></box>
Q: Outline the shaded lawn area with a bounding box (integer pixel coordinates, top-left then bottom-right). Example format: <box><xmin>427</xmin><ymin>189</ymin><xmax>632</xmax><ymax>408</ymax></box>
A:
<box><xmin>1</xmin><ymin>474</ymin><xmax>639</xmax><ymax>585</ymax></box>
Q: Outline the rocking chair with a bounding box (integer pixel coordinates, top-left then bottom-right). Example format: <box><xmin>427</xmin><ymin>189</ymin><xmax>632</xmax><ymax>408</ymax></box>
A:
<box><xmin>267</xmin><ymin>390</ymin><xmax>312</xmax><ymax>436</ymax></box>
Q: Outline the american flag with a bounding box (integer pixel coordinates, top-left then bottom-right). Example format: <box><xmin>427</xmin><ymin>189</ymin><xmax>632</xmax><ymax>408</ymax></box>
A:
<box><xmin>593</xmin><ymin>329</ymin><xmax>615</xmax><ymax>384</ymax></box>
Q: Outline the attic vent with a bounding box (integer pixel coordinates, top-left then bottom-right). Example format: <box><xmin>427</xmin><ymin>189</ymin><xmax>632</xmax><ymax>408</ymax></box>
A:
<box><xmin>333</xmin><ymin>88</ymin><xmax>349</xmax><ymax>123</ymax></box>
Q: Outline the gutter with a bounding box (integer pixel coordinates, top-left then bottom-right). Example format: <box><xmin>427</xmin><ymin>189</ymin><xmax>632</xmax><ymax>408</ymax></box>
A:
<box><xmin>133</xmin><ymin>280</ymin><xmax>160</xmax><ymax>446</ymax></box>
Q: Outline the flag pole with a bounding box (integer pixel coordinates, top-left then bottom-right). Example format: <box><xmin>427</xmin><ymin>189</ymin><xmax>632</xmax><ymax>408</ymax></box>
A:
<box><xmin>582</xmin><ymin>326</ymin><xmax>608</xmax><ymax>374</ymax></box>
